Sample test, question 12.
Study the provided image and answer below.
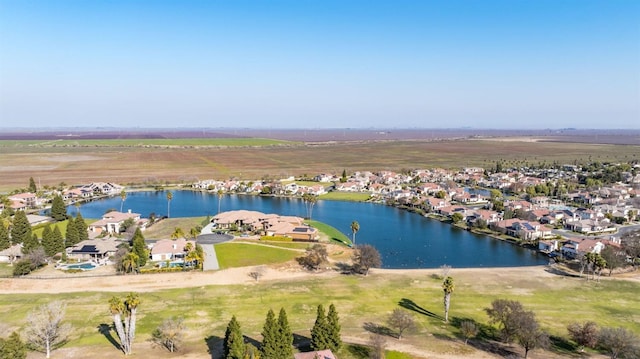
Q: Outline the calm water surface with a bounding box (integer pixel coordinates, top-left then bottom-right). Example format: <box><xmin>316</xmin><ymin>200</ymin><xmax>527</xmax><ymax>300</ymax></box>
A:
<box><xmin>75</xmin><ymin>191</ymin><xmax>548</xmax><ymax>269</ymax></box>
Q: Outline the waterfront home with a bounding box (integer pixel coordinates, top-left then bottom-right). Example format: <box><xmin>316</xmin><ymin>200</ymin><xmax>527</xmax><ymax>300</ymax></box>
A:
<box><xmin>8</xmin><ymin>192</ymin><xmax>38</xmax><ymax>209</ymax></box>
<box><xmin>538</xmin><ymin>240</ymin><xmax>559</xmax><ymax>253</ymax></box>
<box><xmin>78</xmin><ymin>182</ymin><xmax>124</xmax><ymax>196</ymax></box>
<box><xmin>150</xmin><ymin>238</ymin><xmax>195</xmax><ymax>261</ymax></box>
<box><xmin>89</xmin><ymin>210</ymin><xmax>142</xmax><ymax>235</ymax></box>
<box><xmin>491</xmin><ymin>219</ymin><xmax>551</xmax><ymax>241</ymax></box>
<box><xmin>564</xmin><ymin>218</ymin><xmax>615</xmax><ymax>234</ymax></box>
<box><xmin>561</xmin><ymin>238</ymin><xmax>605</xmax><ymax>258</ymax></box>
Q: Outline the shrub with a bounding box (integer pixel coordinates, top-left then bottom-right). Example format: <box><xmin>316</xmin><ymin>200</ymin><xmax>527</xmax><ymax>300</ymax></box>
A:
<box><xmin>12</xmin><ymin>260</ymin><xmax>33</xmax><ymax>276</ymax></box>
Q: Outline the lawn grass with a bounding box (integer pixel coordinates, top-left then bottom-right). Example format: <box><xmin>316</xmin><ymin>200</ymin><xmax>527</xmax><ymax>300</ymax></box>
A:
<box><xmin>0</xmin><ymin>263</ymin><xmax>13</xmax><ymax>277</ymax></box>
<box><xmin>0</xmin><ymin>269</ymin><xmax>638</xmax><ymax>358</ymax></box>
<box><xmin>305</xmin><ymin>219</ymin><xmax>352</xmax><ymax>246</ymax></box>
<box><xmin>320</xmin><ymin>191</ymin><xmax>371</xmax><ymax>202</ymax></box>
<box><xmin>143</xmin><ymin>217</ymin><xmax>207</xmax><ymax>239</ymax></box>
<box><xmin>214</xmin><ymin>242</ymin><xmax>301</xmax><ymax>269</ymax></box>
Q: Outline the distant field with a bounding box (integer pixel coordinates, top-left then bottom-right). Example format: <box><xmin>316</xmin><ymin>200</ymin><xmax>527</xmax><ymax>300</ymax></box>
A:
<box><xmin>1</xmin><ymin>138</ymin><xmax>639</xmax><ymax>191</ymax></box>
<box><xmin>0</xmin><ymin>137</ymin><xmax>296</xmax><ymax>148</ymax></box>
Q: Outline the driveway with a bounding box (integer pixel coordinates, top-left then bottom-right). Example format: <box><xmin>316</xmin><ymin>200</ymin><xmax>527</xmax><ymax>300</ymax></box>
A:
<box><xmin>197</xmin><ymin>223</ymin><xmax>234</xmax><ymax>271</ymax></box>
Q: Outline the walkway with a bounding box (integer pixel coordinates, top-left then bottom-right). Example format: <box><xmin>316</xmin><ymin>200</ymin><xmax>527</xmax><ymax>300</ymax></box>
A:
<box><xmin>197</xmin><ymin>223</ymin><xmax>234</xmax><ymax>271</ymax></box>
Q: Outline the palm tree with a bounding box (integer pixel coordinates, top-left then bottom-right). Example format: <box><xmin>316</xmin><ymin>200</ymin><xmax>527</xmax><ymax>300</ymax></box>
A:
<box><xmin>170</xmin><ymin>227</ymin><xmax>185</xmax><ymax>240</ymax></box>
<box><xmin>189</xmin><ymin>227</ymin><xmax>200</xmax><ymax>240</ymax></box>
<box><xmin>350</xmin><ymin>221</ymin><xmax>360</xmax><ymax>247</ymax></box>
<box><xmin>121</xmin><ymin>252</ymin><xmax>139</xmax><ymax>275</ymax></box>
<box><xmin>166</xmin><ymin>191</ymin><xmax>173</xmax><ymax>218</ymax></box>
<box><xmin>303</xmin><ymin>193</ymin><xmax>318</xmax><ymax>219</ymax></box>
<box><xmin>109</xmin><ymin>296</ymin><xmax>129</xmax><ymax>354</ymax></box>
<box><xmin>124</xmin><ymin>293</ymin><xmax>140</xmax><ymax>353</ymax></box>
<box><xmin>442</xmin><ymin>276</ymin><xmax>455</xmax><ymax>322</ymax></box>
<box><xmin>120</xmin><ymin>190</ymin><xmax>127</xmax><ymax>212</ymax></box>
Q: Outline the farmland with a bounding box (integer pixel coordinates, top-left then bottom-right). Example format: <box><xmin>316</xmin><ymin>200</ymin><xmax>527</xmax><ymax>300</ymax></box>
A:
<box><xmin>1</xmin><ymin>136</ymin><xmax>639</xmax><ymax>192</ymax></box>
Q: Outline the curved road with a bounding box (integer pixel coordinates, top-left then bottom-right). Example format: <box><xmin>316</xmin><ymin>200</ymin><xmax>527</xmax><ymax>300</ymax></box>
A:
<box><xmin>196</xmin><ymin>223</ymin><xmax>234</xmax><ymax>271</ymax></box>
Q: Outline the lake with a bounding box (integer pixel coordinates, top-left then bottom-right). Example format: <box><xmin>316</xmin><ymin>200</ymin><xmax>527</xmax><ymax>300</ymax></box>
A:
<box><xmin>74</xmin><ymin>191</ymin><xmax>548</xmax><ymax>269</ymax></box>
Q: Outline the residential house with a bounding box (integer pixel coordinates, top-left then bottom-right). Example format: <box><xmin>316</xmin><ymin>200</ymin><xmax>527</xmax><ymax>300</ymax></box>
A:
<box><xmin>150</xmin><ymin>238</ymin><xmax>195</xmax><ymax>262</ymax></box>
<box><xmin>425</xmin><ymin>197</ymin><xmax>448</xmax><ymax>212</ymax></box>
<box><xmin>8</xmin><ymin>192</ymin><xmax>38</xmax><ymax>209</ymax></box>
<box><xmin>68</xmin><ymin>239</ymin><xmax>119</xmax><ymax>262</ymax></box>
<box><xmin>89</xmin><ymin>210</ymin><xmax>142</xmax><ymax>235</ymax></box>
<box><xmin>0</xmin><ymin>244</ymin><xmax>23</xmax><ymax>263</ymax></box>
<box><xmin>491</xmin><ymin>219</ymin><xmax>551</xmax><ymax>241</ymax></box>
<box><xmin>538</xmin><ymin>240</ymin><xmax>559</xmax><ymax>253</ymax></box>
<box><xmin>561</xmin><ymin>238</ymin><xmax>605</xmax><ymax>258</ymax></box>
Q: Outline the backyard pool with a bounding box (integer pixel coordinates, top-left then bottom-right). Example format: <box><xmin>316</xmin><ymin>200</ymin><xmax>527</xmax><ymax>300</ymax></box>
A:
<box><xmin>62</xmin><ymin>262</ymin><xmax>98</xmax><ymax>271</ymax></box>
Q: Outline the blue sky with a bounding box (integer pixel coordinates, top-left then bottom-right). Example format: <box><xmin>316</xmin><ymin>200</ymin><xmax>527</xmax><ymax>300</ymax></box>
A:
<box><xmin>0</xmin><ymin>0</ymin><xmax>638</xmax><ymax>129</ymax></box>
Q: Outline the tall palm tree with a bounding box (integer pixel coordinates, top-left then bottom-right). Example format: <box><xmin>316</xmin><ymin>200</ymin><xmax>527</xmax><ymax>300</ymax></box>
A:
<box><xmin>125</xmin><ymin>293</ymin><xmax>140</xmax><ymax>353</ymax></box>
<box><xmin>442</xmin><ymin>276</ymin><xmax>455</xmax><ymax>322</ymax></box>
<box><xmin>109</xmin><ymin>296</ymin><xmax>129</xmax><ymax>354</ymax></box>
<box><xmin>121</xmin><ymin>252</ymin><xmax>139</xmax><ymax>275</ymax></box>
<box><xmin>166</xmin><ymin>191</ymin><xmax>173</xmax><ymax>218</ymax></box>
<box><xmin>120</xmin><ymin>190</ymin><xmax>127</xmax><ymax>212</ymax></box>
<box><xmin>350</xmin><ymin>221</ymin><xmax>360</xmax><ymax>247</ymax></box>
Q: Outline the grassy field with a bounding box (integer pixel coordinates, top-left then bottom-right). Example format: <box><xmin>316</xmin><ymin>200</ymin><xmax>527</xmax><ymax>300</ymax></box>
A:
<box><xmin>320</xmin><ymin>191</ymin><xmax>372</xmax><ymax>202</ymax></box>
<box><xmin>1</xmin><ymin>139</ymin><xmax>638</xmax><ymax>191</ymax></box>
<box><xmin>0</xmin><ymin>268</ymin><xmax>638</xmax><ymax>358</ymax></box>
<box><xmin>143</xmin><ymin>217</ymin><xmax>208</xmax><ymax>239</ymax></box>
<box><xmin>305</xmin><ymin>219</ymin><xmax>352</xmax><ymax>246</ymax></box>
<box><xmin>214</xmin><ymin>242</ymin><xmax>301</xmax><ymax>269</ymax></box>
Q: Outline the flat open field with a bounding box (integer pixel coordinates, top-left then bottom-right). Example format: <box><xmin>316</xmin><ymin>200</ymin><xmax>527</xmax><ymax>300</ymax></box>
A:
<box><xmin>1</xmin><ymin>265</ymin><xmax>638</xmax><ymax>359</ymax></box>
<box><xmin>1</xmin><ymin>138</ymin><xmax>639</xmax><ymax>191</ymax></box>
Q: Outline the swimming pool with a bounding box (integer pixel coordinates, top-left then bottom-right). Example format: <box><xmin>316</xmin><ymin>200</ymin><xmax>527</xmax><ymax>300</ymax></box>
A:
<box><xmin>63</xmin><ymin>262</ymin><xmax>98</xmax><ymax>270</ymax></box>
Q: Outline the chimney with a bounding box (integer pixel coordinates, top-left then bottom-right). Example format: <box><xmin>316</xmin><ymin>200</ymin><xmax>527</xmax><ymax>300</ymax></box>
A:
<box><xmin>128</xmin><ymin>209</ymin><xmax>131</xmax><ymax>214</ymax></box>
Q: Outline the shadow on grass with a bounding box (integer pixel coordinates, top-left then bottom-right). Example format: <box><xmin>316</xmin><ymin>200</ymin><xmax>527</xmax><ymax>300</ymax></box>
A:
<box><xmin>335</xmin><ymin>262</ymin><xmax>354</xmax><ymax>275</ymax></box>
<box><xmin>363</xmin><ymin>322</ymin><xmax>395</xmax><ymax>338</ymax></box>
<box><xmin>97</xmin><ymin>323</ymin><xmax>121</xmax><ymax>352</ymax></box>
<box><xmin>293</xmin><ymin>333</ymin><xmax>311</xmax><ymax>351</ymax></box>
<box><xmin>549</xmin><ymin>335</ymin><xmax>581</xmax><ymax>357</ymax></box>
<box><xmin>204</xmin><ymin>335</ymin><xmax>222</xmax><ymax>359</ymax></box>
<box><xmin>346</xmin><ymin>343</ymin><xmax>371</xmax><ymax>358</ymax></box>
<box><xmin>398</xmin><ymin>298</ymin><xmax>444</xmax><ymax>321</ymax></box>
<box><xmin>448</xmin><ymin>317</ymin><xmax>519</xmax><ymax>357</ymax></box>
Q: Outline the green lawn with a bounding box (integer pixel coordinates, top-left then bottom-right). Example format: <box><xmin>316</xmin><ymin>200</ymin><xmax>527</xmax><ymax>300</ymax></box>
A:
<box><xmin>32</xmin><ymin>219</ymin><xmax>96</xmax><ymax>238</ymax></box>
<box><xmin>305</xmin><ymin>220</ymin><xmax>352</xmax><ymax>246</ymax></box>
<box><xmin>143</xmin><ymin>217</ymin><xmax>208</xmax><ymax>239</ymax></box>
<box><xmin>214</xmin><ymin>242</ymin><xmax>300</xmax><ymax>269</ymax></box>
<box><xmin>320</xmin><ymin>191</ymin><xmax>371</xmax><ymax>202</ymax></box>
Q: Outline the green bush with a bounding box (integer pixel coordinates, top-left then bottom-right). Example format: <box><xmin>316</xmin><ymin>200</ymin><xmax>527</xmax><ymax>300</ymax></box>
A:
<box><xmin>260</xmin><ymin>236</ymin><xmax>292</xmax><ymax>242</ymax></box>
<box><xmin>12</xmin><ymin>260</ymin><xmax>33</xmax><ymax>276</ymax></box>
<box><xmin>64</xmin><ymin>269</ymin><xmax>83</xmax><ymax>274</ymax></box>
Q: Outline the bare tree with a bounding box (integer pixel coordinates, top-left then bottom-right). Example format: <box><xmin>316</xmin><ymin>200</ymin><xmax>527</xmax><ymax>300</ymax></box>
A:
<box><xmin>515</xmin><ymin>311</ymin><xmax>549</xmax><ymax>359</ymax></box>
<box><xmin>439</xmin><ymin>264</ymin><xmax>452</xmax><ymax>279</ymax></box>
<box><xmin>25</xmin><ymin>301</ymin><xmax>72</xmax><ymax>358</ymax></box>
<box><xmin>460</xmin><ymin>320</ymin><xmax>478</xmax><ymax>345</ymax></box>
<box><xmin>109</xmin><ymin>293</ymin><xmax>140</xmax><ymax>355</ymax></box>
<box><xmin>352</xmin><ymin>244</ymin><xmax>381</xmax><ymax>276</ymax></box>
<box><xmin>387</xmin><ymin>309</ymin><xmax>415</xmax><ymax>340</ymax></box>
<box><xmin>297</xmin><ymin>244</ymin><xmax>328</xmax><ymax>271</ymax></box>
<box><xmin>485</xmin><ymin>299</ymin><xmax>525</xmax><ymax>342</ymax></box>
<box><xmin>598</xmin><ymin>327</ymin><xmax>640</xmax><ymax>359</ymax></box>
<box><xmin>567</xmin><ymin>321</ymin><xmax>599</xmax><ymax>352</ymax></box>
<box><xmin>151</xmin><ymin>317</ymin><xmax>186</xmax><ymax>353</ymax></box>
<box><xmin>248</xmin><ymin>266</ymin><xmax>266</xmax><ymax>282</ymax></box>
<box><xmin>368</xmin><ymin>333</ymin><xmax>386</xmax><ymax>359</ymax></box>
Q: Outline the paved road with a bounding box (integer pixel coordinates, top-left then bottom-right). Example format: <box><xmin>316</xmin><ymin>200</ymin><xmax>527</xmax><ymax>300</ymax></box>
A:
<box><xmin>197</xmin><ymin>223</ymin><xmax>234</xmax><ymax>271</ymax></box>
<box><xmin>201</xmin><ymin>245</ymin><xmax>219</xmax><ymax>271</ymax></box>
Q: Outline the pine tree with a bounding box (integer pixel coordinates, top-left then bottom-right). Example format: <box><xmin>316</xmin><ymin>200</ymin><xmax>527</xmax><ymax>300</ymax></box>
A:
<box><xmin>260</xmin><ymin>309</ymin><xmax>278</xmax><ymax>359</ymax></box>
<box><xmin>28</xmin><ymin>177</ymin><xmax>37</xmax><ymax>193</ymax></box>
<box><xmin>74</xmin><ymin>213</ymin><xmax>89</xmax><ymax>242</ymax></box>
<box><xmin>65</xmin><ymin>217</ymin><xmax>79</xmax><ymax>247</ymax></box>
<box><xmin>50</xmin><ymin>195</ymin><xmax>67</xmax><ymax>221</ymax></box>
<box><xmin>52</xmin><ymin>226</ymin><xmax>65</xmax><ymax>254</ymax></box>
<box><xmin>0</xmin><ymin>331</ymin><xmax>27</xmax><ymax>359</ymax></box>
<box><xmin>224</xmin><ymin>316</ymin><xmax>246</xmax><ymax>359</ymax></box>
<box><xmin>276</xmin><ymin>308</ymin><xmax>293</xmax><ymax>357</ymax></box>
<box><xmin>22</xmin><ymin>233</ymin><xmax>40</xmax><ymax>254</ymax></box>
<box><xmin>10</xmin><ymin>211</ymin><xmax>32</xmax><ymax>245</ymax></box>
<box><xmin>310</xmin><ymin>304</ymin><xmax>330</xmax><ymax>351</ymax></box>
<box><xmin>326</xmin><ymin>304</ymin><xmax>342</xmax><ymax>352</ymax></box>
<box><xmin>131</xmin><ymin>228</ymin><xmax>148</xmax><ymax>267</ymax></box>
<box><xmin>0</xmin><ymin>222</ymin><xmax>10</xmax><ymax>251</ymax></box>
<box><xmin>41</xmin><ymin>225</ymin><xmax>56</xmax><ymax>256</ymax></box>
